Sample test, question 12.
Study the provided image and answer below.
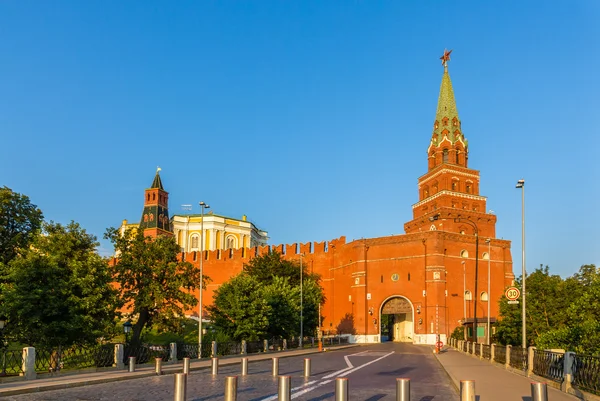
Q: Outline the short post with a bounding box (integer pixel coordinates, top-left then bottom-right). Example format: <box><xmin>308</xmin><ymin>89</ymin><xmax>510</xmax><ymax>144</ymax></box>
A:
<box><xmin>491</xmin><ymin>344</ymin><xmax>495</xmax><ymax>362</ymax></box>
<box><xmin>479</xmin><ymin>343</ymin><xmax>483</xmax><ymax>360</ymax></box>
<box><xmin>264</xmin><ymin>339</ymin><xmax>269</xmax><ymax>353</ymax></box>
<box><xmin>528</xmin><ymin>346</ymin><xmax>536</xmax><ymax>376</ymax></box>
<box><xmin>396</xmin><ymin>378</ymin><xmax>410</xmax><ymax>401</ymax></box>
<box><xmin>460</xmin><ymin>380</ymin><xmax>475</xmax><ymax>401</ymax></box>
<box><xmin>506</xmin><ymin>345</ymin><xmax>512</xmax><ymax>369</ymax></box>
<box><xmin>183</xmin><ymin>357</ymin><xmax>190</xmax><ymax>375</ymax></box>
<box><xmin>114</xmin><ymin>344</ymin><xmax>125</xmax><ymax>369</ymax></box>
<box><xmin>283</xmin><ymin>339</ymin><xmax>287</xmax><ymax>350</ymax></box>
<box><xmin>22</xmin><ymin>347</ymin><xmax>36</xmax><ymax>380</ymax></box>
<box><xmin>311</xmin><ymin>337</ymin><xmax>315</xmax><ymax>348</ymax></box>
<box><xmin>211</xmin><ymin>357</ymin><xmax>219</xmax><ymax>375</ymax></box>
<box><xmin>278</xmin><ymin>375</ymin><xmax>291</xmax><ymax>401</ymax></box>
<box><xmin>336</xmin><ymin>377</ymin><xmax>349</xmax><ymax>401</ymax></box>
<box><xmin>224</xmin><ymin>376</ymin><xmax>238</xmax><ymax>401</ymax></box>
<box><xmin>155</xmin><ymin>357</ymin><xmax>163</xmax><ymax>375</ymax></box>
<box><xmin>241</xmin><ymin>357</ymin><xmax>248</xmax><ymax>375</ymax></box>
<box><xmin>272</xmin><ymin>357</ymin><xmax>279</xmax><ymax>376</ymax></box>
<box><xmin>212</xmin><ymin>341</ymin><xmax>217</xmax><ymax>358</ymax></box>
<box><xmin>241</xmin><ymin>340</ymin><xmax>247</xmax><ymax>355</ymax></box>
<box><xmin>169</xmin><ymin>342</ymin><xmax>177</xmax><ymax>364</ymax></box>
<box><xmin>303</xmin><ymin>358</ymin><xmax>311</xmax><ymax>377</ymax></box>
<box><xmin>563</xmin><ymin>352</ymin><xmax>575</xmax><ymax>392</ymax></box>
<box><xmin>174</xmin><ymin>373</ymin><xmax>187</xmax><ymax>401</ymax></box>
<box><xmin>128</xmin><ymin>356</ymin><xmax>136</xmax><ymax>372</ymax></box>
<box><xmin>531</xmin><ymin>382</ymin><xmax>548</xmax><ymax>401</ymax></box>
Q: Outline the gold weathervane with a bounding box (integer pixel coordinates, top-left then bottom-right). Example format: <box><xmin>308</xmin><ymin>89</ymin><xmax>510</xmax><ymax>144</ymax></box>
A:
<box><xmin>440</xmin><ymin>49</ymin><xmax>452</xmax><ymax>67</ymax></box>
<box><xmin>156</xmin><ymin>166</ymin><xmax>162</xmax><ymax>173</ymax></box>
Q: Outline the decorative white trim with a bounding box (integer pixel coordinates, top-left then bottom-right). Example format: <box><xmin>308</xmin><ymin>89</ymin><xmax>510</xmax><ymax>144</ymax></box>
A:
<box><xmin>412</xmin><ymin>190</ymin><xmax>486</xmax><ymax>209</ymax></box>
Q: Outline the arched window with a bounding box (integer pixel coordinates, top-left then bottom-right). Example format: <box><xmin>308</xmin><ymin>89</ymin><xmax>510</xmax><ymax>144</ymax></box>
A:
<box><xmin>460</xmin><ymin>250</ymin><xmax>469</xmax><ymax>258</ymax></box>
<box><xmin>226</xmin><ymin>235</ymin><xmax>236</xmax><ymax>250</ymax></box>
<box><xmin>452</xmin><ymin>181</ymin><xmax>457</xmax><ymax>191</ymax></box>
<box><xmin>481</xmin><ymin>292</ymin><xmax>489</xmax><ymax>302</ymax></box>
<box><xmin>465</xmin><ymin>290</ymin><xmax>472</xmax><ymax>301</ymax></box>
<box><xmin>482</xmin><ymin>252</ymin><xmax>490</xmax><ymax>260</ymax></box>
<box><xmin>191</xmin><ymin>235</ymin><xmax>199</xmax><ymax>249</ymax></box>
<box><xmin>152</xmin><ymin>193</ymin><xmax>156</xmax><ymax>201</ymax></box>
<box><xmin>443</xmin><ymin>149</ymin><xmax>449</xmax><ymax>163</ymax></box>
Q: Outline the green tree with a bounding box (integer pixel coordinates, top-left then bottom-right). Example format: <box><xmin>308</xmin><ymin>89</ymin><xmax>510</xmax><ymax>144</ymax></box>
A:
<box><xmin>105</xmin><ymin>227</ymin><xmax>204</xmax><ymax>346</ymax></box>
<box><xmin>209</xmin><ymin>251</ymin><xmax>324</xmax><ymax>341</ymax></box>
<box><xmin>0</xmin><ymin>221</ymin><xmax>118</xmax><ymax>347</ymax></box>
<box><xmin>0</xmin><ymin>187</ymin><xmax>43</xmax><ymax>266</ymax></box>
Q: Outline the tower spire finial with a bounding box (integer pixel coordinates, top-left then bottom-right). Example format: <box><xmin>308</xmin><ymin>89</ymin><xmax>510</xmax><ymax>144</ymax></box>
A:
<box><xmin>440</xmin><ymin>49</ymin><xmax>453</xmax><ymax>70</ymax></box>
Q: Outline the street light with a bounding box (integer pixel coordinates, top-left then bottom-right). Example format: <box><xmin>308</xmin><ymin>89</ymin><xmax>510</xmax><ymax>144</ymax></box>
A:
<box><xmin>299</xmin><ymin>253</ymin><xmax>305</xmax><ymax>348</ymax></box>
<box><xmin>461</xmin><ymin>261</ymin><xmax>466</xmax><ymax>340</ymax></box>
<box><xmin>455</xmin><ymin>218</ymin><xmax>479</xmax><ymax>342</ymax></box>
<box><xmin>0</xmin><ymin>316</ymin><xmax>7</xmax><ymax>377</ymax></box>
<box><xmin>485</xmin><ymin>238</ymin><xmax>491</xmax><ymax>345</ymax></box>
<box><xmin>198</xmin><ymin>201</ymin><xmax>210</xmax><ymax>358</ymax></box>
<box><xmin>122</xmin><ymin>320</ymin><xmax>132</xmax><ymax>345</ymax></box>
<box><xmin>516</xmin><ymin>179</ymin><xmax>526</xmax><ymax>349</ymax></box>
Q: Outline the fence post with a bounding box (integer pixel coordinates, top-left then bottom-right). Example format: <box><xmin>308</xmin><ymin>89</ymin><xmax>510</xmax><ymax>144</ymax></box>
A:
<box><xmin>241</xmin><ymin>340</ymin><xmax>247</xmax><ymax>355</ymax></box>
<box><xmin>491</xmin><ymin>344</ymin><xmax>495</xmax><ymax>363</ymax></box>
<box><xmin>527</xmin><ymin>346</ymin><xmax>536</xmax><ymax>377</ymax></box>
<box><xmin>283</xmin><ymin>339</ymin><xmax>287</xmax><ymax>350</ymax></box>
<box><xmin>114</xmin><ymin>344</ymin><xmax>125</xmax><ymax>369</ymax></box>
<box><xmin>22</xmin><ymin>347</ymin><xmax>36</xmax><ymax>380</ymax></box>
<box><xmin>479</xmin><ymin>343</ymin><xmax>483</xmax><ymax>360</ymax></box>
<box><xmin>263</xmin><ymin>339</ymin><xmax>268</xmax><ymax>353</ymax></box>
<box><xmin>506</xmin><ymin>345</ymin><xmax>512</xmax><ymax>369</ymax></box>
<box><xmin>211</xmin><ymin>341</ymin><xmax>217</xmax><ymax>358</ymax></box>
<box><xmin>562</xmin><ymin>351</ymin><xmax>575</xmax><ymax>393</ymax></box>
<box><xmin>170</xmin><ymin>343</ymin><xmax>177</xmax><ymax>364</ymax></box>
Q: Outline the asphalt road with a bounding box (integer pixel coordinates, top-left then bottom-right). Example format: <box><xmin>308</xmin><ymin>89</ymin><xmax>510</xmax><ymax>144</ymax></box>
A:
<box><xmin>1</xmin><ymin>343</ymin><xmax>458</xmax><ymax>400</ymax></box>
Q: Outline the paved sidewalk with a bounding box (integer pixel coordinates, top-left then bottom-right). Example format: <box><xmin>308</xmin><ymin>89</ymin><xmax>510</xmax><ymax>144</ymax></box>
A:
<box><xmin>0</xmin><ymin>344</ymin><xmax>359</xmax><ymax>397</ymax></box>
<box><xmin>435</xmin><ymin>347</ymin><xmax>579</xmax><ymax>401</ymax></box>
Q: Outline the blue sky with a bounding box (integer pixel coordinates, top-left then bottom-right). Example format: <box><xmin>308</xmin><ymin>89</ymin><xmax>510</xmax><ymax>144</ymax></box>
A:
<box><xmin>1</xmin><ymin>1</ymin><xmax>598</xmax><ymax>278</ymax></box>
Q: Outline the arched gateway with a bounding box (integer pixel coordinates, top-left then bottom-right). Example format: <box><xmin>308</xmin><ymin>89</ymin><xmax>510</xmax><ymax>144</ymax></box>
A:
<box><xmin>379</xmin><ymin>296</ymin><xmax>414</xmax><ymax>342</ymax></box>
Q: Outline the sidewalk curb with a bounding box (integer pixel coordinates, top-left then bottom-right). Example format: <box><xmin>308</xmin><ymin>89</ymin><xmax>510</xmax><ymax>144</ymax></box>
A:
<box><xmin>432</xmin><ymin>348</ymin><xmax>460</xmax><ymax>394</ymax></box>
<box><xmin>0</xmin><ymin>344</ymin><xmax>360</xmax><ymax>397</ymax></box>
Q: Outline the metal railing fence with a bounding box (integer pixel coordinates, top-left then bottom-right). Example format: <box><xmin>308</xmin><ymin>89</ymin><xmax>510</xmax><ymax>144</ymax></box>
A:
<box><xmin>572</xmin><ymin>354</ymin><xmax>600</xmax><ymax>395</ymax></box>
<box><xmin>509</xmin><ymin>347</ymin><xmax>528</xmax><ymax>371</ymax></box>
<box><xmin>494</xmin><ymin>345</ymin><xmax>506</xmax><ymax>365</ymax></box>
<box><xmin>482</xmin><ymin>344</ymin><xmax>491</xmax><ymax>360</ymax></box>
<box><xmin>0</xmin><ymin>349</ymin><xmax>24</xmax><ymax>375</ymax></box>
<box><xmin>532</xmin><ymin>349</ymin><xmax>564</xmax><ymax>383</ymax></box>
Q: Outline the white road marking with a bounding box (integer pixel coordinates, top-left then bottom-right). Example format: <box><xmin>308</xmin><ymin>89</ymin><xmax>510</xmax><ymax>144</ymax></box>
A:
<box><xmin>337</xmin><ymin>351</ymin><xmax>394</xmax><ymax>377</ymax></box>
<box><xmin>255</xmin><ymin>350</ymin><xmax>395</xmax><ymax>401</ymax></box>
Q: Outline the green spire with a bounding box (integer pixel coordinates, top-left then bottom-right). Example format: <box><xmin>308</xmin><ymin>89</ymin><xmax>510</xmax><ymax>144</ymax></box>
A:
<box><xmin>151</xmin><ymin>168</ymin><xmax>164</xmax><ymax>190</ymax></box>
<box><xmin>431</xmin><ymin>66</ymin><xmax>466</xmax><ymax>147</ymax></box>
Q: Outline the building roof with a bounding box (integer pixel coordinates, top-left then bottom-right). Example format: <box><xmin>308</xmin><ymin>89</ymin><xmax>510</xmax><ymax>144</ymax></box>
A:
<box><xmin>430</xmin><ymin>63</ymin><xmax>468</xmax><ymax>149</ymax></box>
<box><xmin>150</xmin><ymin>170</ymin><xmax>164</xmax><ymax>190</ymax></box>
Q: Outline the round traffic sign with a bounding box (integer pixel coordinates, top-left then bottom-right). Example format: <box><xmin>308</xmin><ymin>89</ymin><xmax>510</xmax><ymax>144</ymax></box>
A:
<box><xmin>505</xmin><ymin>287</ymin><xmax>521</xmax><ymax>301</ymax></box>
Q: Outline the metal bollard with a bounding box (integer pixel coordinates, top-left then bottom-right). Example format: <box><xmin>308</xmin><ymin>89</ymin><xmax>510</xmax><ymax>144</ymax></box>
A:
<box><xmin>174</xmin><ymin>373</ymin><xmax>187</xmax><ymax>401</ymax></box>
<box><xmin>303</xmin><ymin>358</ymin><xmax>311</xmax><ymax>377</ymax></box>
<box><xmin>183</xmin><ymin>357</ymin><xmax>190</xmax><ymax>374</ymax></box>
<box><xmin>272</xmin><ymin>357</ymin><xmax>279</xmax><ymax>376</ymax></box>
<box><xmin>128</xmin><ymin>356</ymin><xmax>136</xmax><ymax>372</ymax></box>
<box><xmin>336</xmin><ymin>377</ymin><xmax>349</xmax><ymax>401</ymax></box>
<box><xmin>241</xmin><ymin>357</ymin><xmax>248</xmax><ymax>376</ymax></box>
<box><xmin>224</xmin><ymin>376</ymin><xmax>238</xmax><ymax>401</ymax></box>
<box><xmin>396</xmin><ymin>378</ymin><xmax>410</xmax><ymax>401</ymax></box>
<box><xmin>460</xmin><ymin>380</ymin><xmax>476</xmax><ymax>401</ymax></box>
<box><xmin>155</xmin><ymin>357</ymin><xmax>163</xmax><ymax>375</ymax></box>
<box><xmin>278</xmin><ymin>375</ymin><xmax>291</xmax><ymax>401</ymax></box>
<box><xmin>211</xmin><ymin>357</ymin><xmax>219</xmax><ymax>375</ymax></box>
<box><xmin>531</xmin><ymin>382</ymin><xmax>548</xmax><ymax>401</ymax></box>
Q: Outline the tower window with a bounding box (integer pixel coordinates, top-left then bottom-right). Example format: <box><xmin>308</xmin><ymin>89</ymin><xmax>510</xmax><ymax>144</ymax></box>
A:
<box><xmin>226</xmin><ymin>235</ymin><xmax>236</xmax><ymax>250</ymax></box>
<box><xmin>153</xmin><ymin>193</ymin><xmax>156</xmax><ymax>201</ymax></box>
<box><xmin>443</xmin><ymin>149</ymin><xmax>449</xmax><ymax>163</ymax></box>
<box><xmin>191</xmin><ymin>235</ymin><xmax>199</xmax><ymax>249</ymax></box>
<box><xmin>466</xmin><ymin>184</ymin><xmax>471</xmax><ymax>194</ymax></box>
<box><xmin>452</xmin><ymin>181</ymin><xmax>457</xmax><ymax>191</ymax></box>
<box><xmin>465</xmin><ymin>291</ymin><xmax>472</xmax><ymax>301</ymax></box>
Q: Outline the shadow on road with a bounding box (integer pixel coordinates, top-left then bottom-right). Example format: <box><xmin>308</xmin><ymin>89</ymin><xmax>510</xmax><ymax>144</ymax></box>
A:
<box><xmin>376</xmin><ymin>366</ymin><xmax>414</xmax><ymax>376</ymax></box>
<box><xmin>364</xmin><ymin>394</ymin><xmax>386</xmax><ymax>401</ymax></box>
<box><xmin>307</xmin><ymin>391</ymin><xmax>335</xmax><ymax>400</ymax></box>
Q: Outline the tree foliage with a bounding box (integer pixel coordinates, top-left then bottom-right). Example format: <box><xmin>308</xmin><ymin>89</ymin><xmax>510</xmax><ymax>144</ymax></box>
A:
<box><xmin>208</xmin><ymin>251</ymin><xmax>324</xmax><ymax>341</ymax></box>
<box><xmin>496</xmin><ymin>264</ymin><xmax>600</xmax><ymax>355</ymax></box>
<box><xmin>0</xmin><ymin>221</ymin><xmax>118</xmax><ymax>347</ymax></box>
<box><xmin>0</xmin><ymin>186</ymin><xmax>43</xmax><ymax>266</ymax></box>
<box><xmin>105</xmin><ymin>227</ymin><xmax>204</xmax><ymax>346</ymax></box>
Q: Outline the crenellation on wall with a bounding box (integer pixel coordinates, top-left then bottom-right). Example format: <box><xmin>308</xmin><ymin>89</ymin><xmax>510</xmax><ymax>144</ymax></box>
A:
<box><xmin>286</xmin><ymin>243</ymin><xmax>298</xmax><ymax>255</ymax></box>
<box><xmin>258</xmin><ymin>245</ymin><xmax>270</xmax><ymax>256</ymax></box>
<box><xmin>313</xmin><ymin>241</ymin><xmax>326</xmax><ymax>254</ymax></box>
<box><xmin>271</xmin><ymin>244</ymin><xmax>284</xmax><ymax>254</ymax></box>
<box><xmin>299</xmin><ymin>242</ymin><xmax>311</xmax><ymax>255</ymax></box>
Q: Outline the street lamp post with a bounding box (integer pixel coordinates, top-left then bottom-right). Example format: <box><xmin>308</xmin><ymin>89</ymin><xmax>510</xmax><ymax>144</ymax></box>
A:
<box><xmin>123</xmin><ymin>320</ymin><xmax>132</xmax><ymax>345</ymax></box>
<box><xmin>461</xmin><ymin>261</ymin><xmax>466</xmax><ymax>340</ymax></box>
<box><xmin>0</xmin><ymin>316</ymin><xmax>7</xmax><ymax>377</ymax></box>
<box><xmin>299</xmin><ymin>253</ymin><xmax>304</xmax><ymax>348</ymax></box>
<box><xmin>516</xmin><ymin>179</ymin><xmax>526</xmax><ymax>349</ymax></box>
<box><xmin>199</xmin><ymin>201</ymin><xmax>210</xmax><ymax>358</ymax></box>
<box><xmin>455</xmin><ymin>218</ymin><xmax>479</xmax><ymax>342</ymax></box>
<box><xmin>486</xmin><ymin>238</ymin><xmax>491</xmax><ymax>345</ymax></box>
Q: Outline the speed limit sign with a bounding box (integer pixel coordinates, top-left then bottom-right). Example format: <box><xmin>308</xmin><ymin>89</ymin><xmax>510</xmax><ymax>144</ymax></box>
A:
<box><xmin>505</xmin><ymin>287</ymin><xmax>521</xmax><ymax>301</ymax></box>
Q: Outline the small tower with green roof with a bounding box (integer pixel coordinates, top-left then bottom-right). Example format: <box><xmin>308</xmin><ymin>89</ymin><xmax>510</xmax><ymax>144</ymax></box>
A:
<box><xmin>139</xmin><ymin>167</ymin><xmax>173</xmax><ymax>237</ymax></box>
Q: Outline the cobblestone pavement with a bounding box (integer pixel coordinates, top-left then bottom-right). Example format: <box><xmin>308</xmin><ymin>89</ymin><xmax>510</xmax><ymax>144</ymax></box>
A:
<box><xmin>1</xmin><ymin>343</ymin><xmax>457</xmax><ymax>400</ymax></box>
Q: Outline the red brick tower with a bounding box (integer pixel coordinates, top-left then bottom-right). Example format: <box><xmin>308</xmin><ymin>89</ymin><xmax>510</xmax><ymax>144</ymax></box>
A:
<box><xmin>139</xmin><ymin>168</ymin><xmax>173</xmax><ymax>237</ymax></box>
